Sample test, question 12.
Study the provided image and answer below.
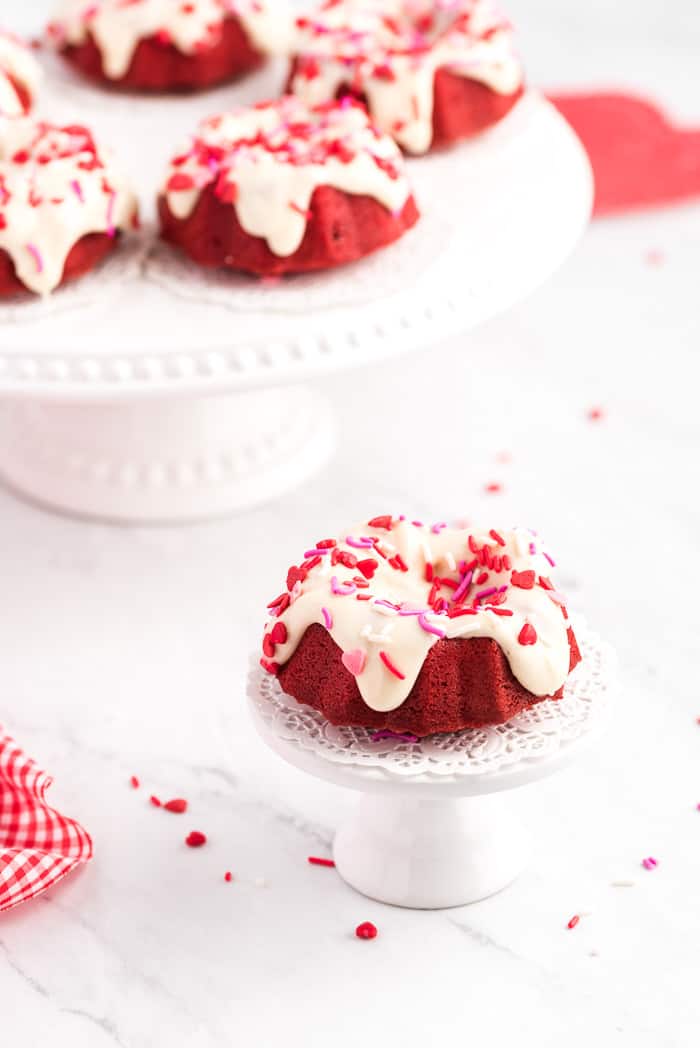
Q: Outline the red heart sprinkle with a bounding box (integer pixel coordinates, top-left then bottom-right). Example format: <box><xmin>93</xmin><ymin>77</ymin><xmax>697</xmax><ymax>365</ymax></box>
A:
<box><xmin>511</xmin><ymin>570</ymin><xmax>536</xmax><ymax>589</ymax></box>
<box><xmin>164</xmin><ymin>799</ymin><xmax>188</xmax><ymax>814</ymax></box>
<box><xmin>518</xmin><ymin>623</ymin><xmax>538</xmax><ymax>646</ymax></box>
<box><xmin>262</xmin><ymin>634</ymin><xmax>276</xmax><ymax>658</ymax></box>
<box><xmin>368</xmin><ymin>515</ymin><xmax>393</xmax><ymax>530</ymax></box>
<box><xmin>167</xmin><ymin>172</ymin><xmax>195</xmax><ymax>192</ymax></box>
<box><xmin>286</xmin><ymin>566</ymin><xmax>307</xmax><ymax>591</ymax></box>
<box><xmin>270</xmin><ymin>622</ymin><xmax>288</xmax><ymax>646</ymax></box>
<box><xmin>186</xmin><ymin>831</ymin><xmax>207</xmax><ymax>848</ymax></box>
<box><xmin>355</xmin><ymin>921</ymin><xmax>378</xmax><ymax>940</ymax></box>
<box><xmin>356</xmin><ymin>558</ymin><xmax>378</xmax><ymax>579</ymax></box>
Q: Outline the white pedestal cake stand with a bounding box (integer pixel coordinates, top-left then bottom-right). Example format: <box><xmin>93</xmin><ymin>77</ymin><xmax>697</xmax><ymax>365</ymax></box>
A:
<box><xmin>248</xmin><ymin>626</ymin><xmax>613</xmax><ymax>909</ymax></box>
<box><xmin>0</xmin><ymin>60</ymin><xmax>593</xmax><ymax>521</ymax></box>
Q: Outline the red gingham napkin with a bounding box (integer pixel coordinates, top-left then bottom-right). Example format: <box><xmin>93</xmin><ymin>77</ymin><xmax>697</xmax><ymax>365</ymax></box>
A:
<box><xmin>0</xmin><ymin>725</ymin><xmax>92</xmax><ymax>913</ymax></box>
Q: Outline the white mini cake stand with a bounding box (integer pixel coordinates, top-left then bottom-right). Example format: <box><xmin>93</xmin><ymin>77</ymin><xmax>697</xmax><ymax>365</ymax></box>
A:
<box><xmin>0</xmin><ymin>54</ymin><xmax>593</xmax><ymax>521</ymax></box>
<box><xmin>248</xmin><ymin>626</ymin><xmax>613</xmax><ymax>909</ymax></box>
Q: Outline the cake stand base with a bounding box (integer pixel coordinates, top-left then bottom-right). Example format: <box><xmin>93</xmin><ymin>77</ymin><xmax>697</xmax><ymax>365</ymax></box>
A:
<box><xmin>334</xmin><ymin>793</ymin><xmax>530</xmax><ymax>909</ymax></box>
<box><xmin>0</xmin><ymin>386</ymin><xmax>333</xmax><ymax>523</ymax></box>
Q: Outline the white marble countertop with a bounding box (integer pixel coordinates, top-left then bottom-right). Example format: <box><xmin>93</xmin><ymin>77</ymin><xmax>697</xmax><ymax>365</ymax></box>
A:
<box><xmin>1</xmin><ymin>2</ymin><xmax>700</xmax><ymax>1046</ymax></box>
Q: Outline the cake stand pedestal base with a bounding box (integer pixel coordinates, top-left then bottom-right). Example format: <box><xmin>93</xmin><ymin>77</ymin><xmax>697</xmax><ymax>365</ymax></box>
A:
<box><xmin>334</xmin><ymin>793</ymin><xmax>530</xmax><ymax>909</ymax></box>
<box><xmin>0</xmin><ymin>386</ymin><xmax>334</xmax><ymax>523</ymax></box>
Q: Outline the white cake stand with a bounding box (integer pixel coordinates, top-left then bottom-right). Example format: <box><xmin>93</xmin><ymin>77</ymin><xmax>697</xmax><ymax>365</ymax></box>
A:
<box><xmin>0</xmin><ymin>52</ymin><xmax>593</xmax><ymax>521</ymax></box>
<box><xmin>248</xmin><ymin>625</ymin><xmax>613</xmax><ymax>909</ymax></box>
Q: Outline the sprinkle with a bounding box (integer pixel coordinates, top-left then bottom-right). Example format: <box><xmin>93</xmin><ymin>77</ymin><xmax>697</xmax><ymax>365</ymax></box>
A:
<box><xmin>308</xmin><ymin>856</ymin><xmax>336</xmax><ymax>868</ymax></box>
<box><xmin>150</xmin><ymin>795</ymin><xmax>162</xmax><ymax>807</ymax></box>
<box><xmin>372</xmin><ymin>729</ymin><xmax>419</xmax><ymax>743</ymax></box>
<box><xmin>186</xmin><ymin>831</ymin><xmax>207</xmax><ymax>848</ymax></box>
<box><xmin>485</xmin><ymin>482</ymin><xmax>502</xmax><ymax>494</ymax></box>
<box><xmin>452</xmin><ymin>570</ymin><xmax>473</xmax><ymax>603</ymax></box>
<box><xmin>518</xmin><ymin>623</ymin><xmax>538</xmax><ymax>646</ymax></box>
<box><xmin>641</xmin><ymin>856</ymin><xmax>658</xmax><ymax>870</ymax></box>
<box><xmin>70</xmin><ymin>179</ymin><xmax>84</xmax><ymax>203</ymax></box>
<box><xmin>26</xmin><ymin>243</ymin><xmax>43</xmax><ymax>273</ymax></box>
<box><xmin>379</xmin><ymin>651</ymin><xmax>406</xmax><ymax>680</ymax></box>
<box><xmin>224</xmin><ymin>871</ymin><xmax>233</xmax><ymax>883</ymax></box>
<box><xmin>430</xmin><ymin>522</ymin><xmax>447</xmax><ymax>534</ymax></box>
<box><xmin>346</xmin><ymin>536</ymin><xmax>374</xmax><ymax>549</ymax></box>
<box><xmin>543</xmin><ymin>552</ymin><xmax>556</xmax><ymax>567</ymax></box>
<box><xmin>610</xmin><ymin>880</ymin><xmax>636</xmax><ymax>888</ymax></box>
<box><xmin>587</xmin><ymin>407</ymin><xmax>605</xmax><ymax>422</ymax></box>
<box><xmin>355</xmin><ymin>921</ymin><xmax>378</xmax><ymax>940</ymax></box>
<box><xmin>130</xmin><ymin>775</ymin><xmax>140</xmax><ymax>789</ymax></box>
<box><xmin>489</xmin><ymin>529</ymin><xmax>506</xmax><ymax>547</ymax></box>
<box><xmin>475</xmin><ymin>586</ymin><xmax>498</xmax><ymax>602</ymax></box>
<box><xmin>418</xmin><ymin>612</ymin><xmax>446</xmax><ymax>638</ymax></box>
<box><xmin>331</xmin><ymin>576</ymin><xmax>357</xmax><ymax>596</ymax></box>
<box><xmin>511</xmin><ymin>570</ymin><xmax>536</xmax><ymax>589</ymax></box>
<box><xmin>164</xmin><ymin>798</ymin><xmax>188</xmax><ymax>814</ymax></box>
<box><xmin>321</xmin><ymin>607</ymin><xmax>333</xmax><ymax>629</ymax></box>
<box><xmin>304</xmin><ymin>548</ymin><xmax>330</xmax><ymax>558</ymax></box>
<box><xmin>567</xmin><ymin>915</ymin><xmax>580</xmax><ymax>930</ymax></box>
<box><xmin>368</xmin><ymin>515</ymin><xmax>393</xmax><ymax>530</ymax></box>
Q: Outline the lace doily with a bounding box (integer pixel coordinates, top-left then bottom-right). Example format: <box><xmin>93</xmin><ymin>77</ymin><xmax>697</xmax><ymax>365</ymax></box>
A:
<box><xmin>247</xmin><ymin>624</ymin><xmax>614</xmax><ymax>780</ymax></box>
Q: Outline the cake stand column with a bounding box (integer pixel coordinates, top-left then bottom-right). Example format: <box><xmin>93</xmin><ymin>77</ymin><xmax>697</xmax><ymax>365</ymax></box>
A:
<box><xmin>0</xmin><ymin>384</ymin><xmax>334</xmax><ymax>523</ymax></box>
<box><xmin>333</xmin><ymin>791</ymin><xmax>531</xmax><ymax>909</ymax></box>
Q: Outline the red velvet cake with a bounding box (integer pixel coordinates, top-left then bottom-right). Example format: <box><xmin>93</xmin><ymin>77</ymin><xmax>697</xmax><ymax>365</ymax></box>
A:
<box><xmin>0</xmin><ymin>117</ymin><xmax>138</xmax><ymax>297</ymax></box>
<box><xmin>159</xmin><ymin>96</ymin><xmax>419</xmax><ymax>277</ymax></box>
<box><xmin>48</xmin><ymin>0</ymin><xmax>287</xmax><ymax>92</ymax></box>
<box><xmin>289</xmin><ymin>0</ymin><xmax>524</xmax><ymax>155</ymax></box>
<box><xmin>0</xmin><ymin>30</ymin><xmax>41</xmax><ymax>116</ymax></box>
<box><xmin>261</xmin><ymin>517</ymin><xmax>582</xmax><ymax>737</ymax></box>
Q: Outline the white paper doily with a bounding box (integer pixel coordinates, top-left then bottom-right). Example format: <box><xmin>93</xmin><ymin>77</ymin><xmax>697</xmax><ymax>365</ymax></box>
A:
<box><xmin>247</xmin><ymin>623</ymin><xmax>613</xmax><ymax>783</ymax></box>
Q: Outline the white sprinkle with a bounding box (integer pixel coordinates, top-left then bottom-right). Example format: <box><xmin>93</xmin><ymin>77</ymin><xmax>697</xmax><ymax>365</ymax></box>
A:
<box><xmin>610</xmin><ymin>879</ymin><xmax>636</xmax><ymax>888</ymax></box>
<box><xmin>444</xmin><ymin>551</ymin><xmax>457</xmax><ymax>572</ymax></box>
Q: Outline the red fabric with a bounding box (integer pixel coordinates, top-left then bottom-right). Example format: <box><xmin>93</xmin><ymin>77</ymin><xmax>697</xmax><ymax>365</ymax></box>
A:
<box><xmin>0</xmin><ymin>726</ymin><xmax>92</xmax><ymax>913</ymax></box>
<box><xmin>278</xmin><ymin>623</ymin><xmax>581</xmax><ymax>737</ymax></box>
<box><xmin>61</xmin><ymin>16</ymin><xmax>262</xmax><ymax>92</ymax></box>
<box><xmin>159</xmin><ymin>184</ymin><xmax>420</xmax><ymax>276</ymax></box>
<box><xmin>548</xmin><ymin>91</ymin><xmax>700</xmax><ymax>216</ymax></box>
<box><xmin>0</xmin><ymin>232</ymin><xmax>117</xmax><ymax>298</ymax></box>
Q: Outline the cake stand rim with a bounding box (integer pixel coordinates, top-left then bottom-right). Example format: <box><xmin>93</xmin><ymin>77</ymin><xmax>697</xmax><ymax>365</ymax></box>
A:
<box><xmin>0</xmin><ymin>92</ymin><xmax>593</xmax><ymax>401</ymax></box>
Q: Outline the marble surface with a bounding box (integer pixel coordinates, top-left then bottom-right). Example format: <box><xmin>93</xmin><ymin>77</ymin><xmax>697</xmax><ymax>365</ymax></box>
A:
<box><xmin>1</xmin><ymin>2</ymin><xmax>700</xmax><ymax>1046</ymax></box>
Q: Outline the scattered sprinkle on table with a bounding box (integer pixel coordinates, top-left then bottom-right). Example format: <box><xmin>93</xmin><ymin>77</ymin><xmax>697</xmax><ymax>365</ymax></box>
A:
<box><xmin>586</xmin><ymin>406</ymin><xmax>605</xmax><ymax>421</ymax></box>
<box><xmin>130</xmin><ymin>775</ymin><xmax>140</xmax><ymax>789</ymax></box>
<box><xmin>567</xmin><ymin>915</ymin><xmax>580</xmax><ymax>930</ymax></box>
<box><xmin>224</xmin><ymin>871</ymin><xmax>233</xmax><ymax>883</ymax></box>
<box><xmin>150</xmin><ymin>795</ymin><xmax>162</xmax><ymax>807</ymax></box>
<box><xmin>641</xmin><ymin>856</ymin><xmax>658</xmax><ymax>870</ymax></box>
<box><xmin>356</xmin><ymin>922</ymin><xmax>378</xmax><ymax>940</ymax></box>
<box><xmin>164</xmin><ymin>798</ymin><xmax>188</xmax><ymax>814</ymax></box>
<box><xmin>484</xmin><ymin>482</ymin><xmax>502</xmax><ymax>494</ymax></box>
<box><xmin>185</xmin><ymin>831</ymin><xmax>207</xmax><ymax>848</ymax></box>
<box><xmin>308</xmin><ymin>856</ymin><xmax>336</xmax><ymax>868</ymax></box>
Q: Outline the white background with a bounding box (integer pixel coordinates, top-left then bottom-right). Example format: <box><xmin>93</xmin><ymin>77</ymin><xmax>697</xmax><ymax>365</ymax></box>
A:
<box><xmin>1</xmin><ymin>2</ymin><xmax>699</xmax><ymax>1046</ymax></box>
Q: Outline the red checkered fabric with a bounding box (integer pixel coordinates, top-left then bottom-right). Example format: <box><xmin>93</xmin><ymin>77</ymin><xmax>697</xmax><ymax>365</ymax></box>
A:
<box><xmin>0</xmin><ymin>725</ymin><xmax>93</xmax><ymax>913</ymax></box>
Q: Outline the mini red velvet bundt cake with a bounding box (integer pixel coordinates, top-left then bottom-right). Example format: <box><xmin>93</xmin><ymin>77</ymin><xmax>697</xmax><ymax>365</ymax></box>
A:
<box><xmin>261</xmin><ymin>516</ymin><xmax>582</xmax><ymax>737</ymax></box>
<box><xmin>0</xmin><ymin>30</ymin><xmax>41</xmax><ymax>115</ymax></box>
<box><xmin>0</xmin><ymin>117</ymin><xmax>138</xmax><ymax>297</ymax></box>
<box><xmin>48</xmin><ymin>0</ymin><xmax>287</xmax><ymax>92</ymax></box>
<box><xmin>289</xmin><ymin>0</ymin><xmax>524</xmax><ymax>155</ymax></box>
<box><xmin>158</xmin><ymin>95</ymin><xmax>419</xmax><ymax>276</ymax></box>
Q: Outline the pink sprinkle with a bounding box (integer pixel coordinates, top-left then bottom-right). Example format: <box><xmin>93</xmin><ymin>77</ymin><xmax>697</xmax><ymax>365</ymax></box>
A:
<box><xmin>430</xmin><ymin>522</ymin><xmax>447</xmax><ymax>534</ymax></box>
<box><xmin>418</xmin><ymin>612</ymin><xmax>446</xmax><ymax>638</ymax></box>
<box><xmin>304</xmin><ymin>548</ymin><xmax>330</xmax><ymax>558</ymax></box>
<box><xmin>372</xmin><ymin>729</ymin><xmax>419</xmax><ymax>743</ymax></box>
<box><xmin>452</xmin><ymin>570</ymin><xmax>473</xmax><ymax>603</ymax></box>
<box><xmin>641</xmin><ymin>857</ymin><xmax>658</xmax><ymax>870</ymax></box>
<box><xmin>70</xmin><ymin>179</ymin><xmax>84</xmax><ymax>203</ymax></box>
<box><xmin>26</xmin><ymin>243</ymin><xmax>43</xmax><ymax>273</ymax></box>
<box><xmin>321</xmin><ymin>607</ymin><xmax>333</xmax><ymax>629</ymax></box>
<box><xmin>587</xmin><ymin>406</ymin><xmax>605</xmax><ymax>422</ymax></box>
<box><xmin>346</xmin><ymin>536</ymin><xmax>374</xmax><ymax>549</ymax></box>
<box><xmin>543</xmin><ymin>552</ymin><xmax>556</xmax><ymax>567</ymax></box>
<box><xmin>475</xmin><ymin>586</ymin><xmax>498</xmax><ymax>601</ymax></box>
<box><xmin>331</xmin><ymin>576</ymin><xmax>356</xmax><ymax>596</ymax></box>
<box><xmin>106</xmin><ymin>191</ymin><xmax>117</xmax><ymax>237</ymax></box>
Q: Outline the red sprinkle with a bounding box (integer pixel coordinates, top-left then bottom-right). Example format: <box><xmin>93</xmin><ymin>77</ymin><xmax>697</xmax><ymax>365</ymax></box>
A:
<box><xmin>484</xmin><ymin>482</ymin><xmax>503</xmax><ymax>494</ymax></box>
<box><xmin>164</xmin><ymin>798</ymin><xmax>188</xmax><ymax>814</ymax></box>
<box><xmin>150</xmin><ymin>795</ymin><xmax>162</xmax><ymax>807</ymax></box>
<box><xmin>489</xmin><ymin>529</ymin><xmax>506</xmax><ymax>547</ymax></box>
<box><xmin>355</xmin><ymin>921</ymin><xmax>378</xmax><ymax>940</ymax></box>
<box><xmin>308</xmin><ymin>856</ymin><xmax>336</xmax><ymax>868</ymax></box>
<box><xmin>130</xmin><ymin>775</ymin><xmax>140</xmax><ymax>789</ymax></box>
<box><xmin>224</xmin><ymin>871</ymin><xmax>233</xmax><ymax>883</ymax></box>
<box><xmin>368</xmin><ymin>515</ymin><xmax>393</xmax><ymax>530</ymax></box>
<box><xmin>587</xmin><ymin>406</ymin><xmax>605</xmax><ymax>421</ymax></box>
<box><xmin>518</xmin><ymin>623</ymin><xmax>538</xmax><ymax>646</ymax></box>
<box><xmin>511</xmin><ymin>570</ymin><xmax>536</xmax><ymax>589</ymax></box>
<box><xmin>567</xmin><ymin>915</ymin><xmax>580</xmax><ymax>930</ymax></box>
<box><xmin>379</xmin><ymin>651</ymin><xmax>405</xmax><ymax>680</ymax></box>
<box><xmin>186</xmin><ymin>831</ymin><xmax>207</xmax><ymax>848</ymax></box>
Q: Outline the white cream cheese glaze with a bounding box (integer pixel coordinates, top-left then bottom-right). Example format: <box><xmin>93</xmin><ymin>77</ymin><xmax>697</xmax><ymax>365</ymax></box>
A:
<box><xmin>161</xmin><ymin>96</ymin><xmax>413</xmax><ymax>258</ymax></box>
<box><xmin>0</xmin><ymin>31</ymin><xmax>41</xmax><ymax>116</ymax></box>
<box><xmin>262</xmin><ymin>517</ymin><xmax>573</xmax><ymax>714</ymax></box>
<box><xmin>49</xmin><ymin>0</ymin><xmax>291</xmax><ymax>80</ymax></box>
<box><xmin>0</xmin><ymin>117</ymin><xmax>137</xmax><ymax>295</ymax></box>
<box><xmin>290</xmin><ymin>0</ymin><xmax>523</xmax><ymax>154</ymax></box>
